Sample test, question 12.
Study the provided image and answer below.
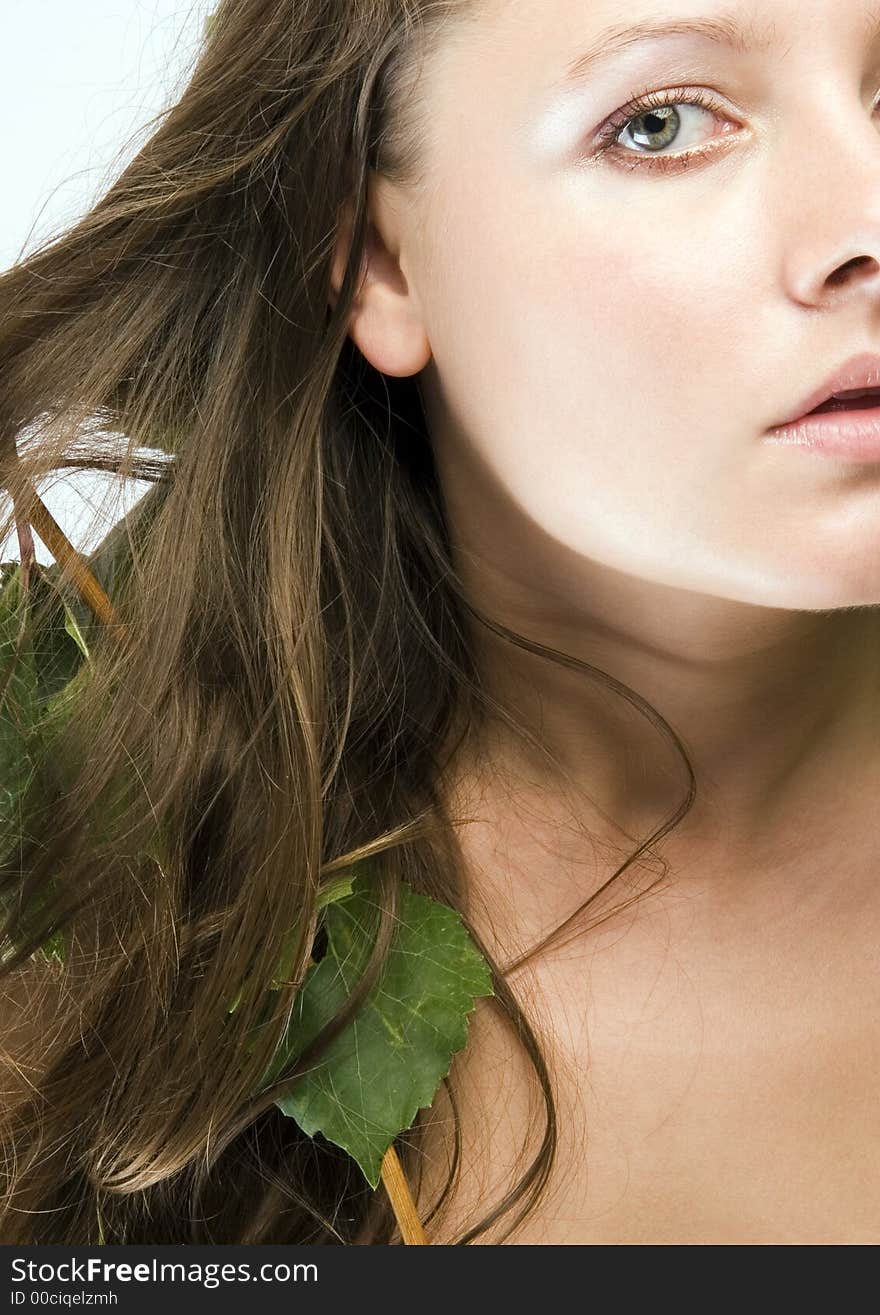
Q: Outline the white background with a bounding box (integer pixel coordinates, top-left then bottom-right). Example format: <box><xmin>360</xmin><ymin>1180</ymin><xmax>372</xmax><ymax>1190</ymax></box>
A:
<box><xmin>2</xmin><ymin>0</ymin><xmax>213</xmax><ymax>561</ymax></box>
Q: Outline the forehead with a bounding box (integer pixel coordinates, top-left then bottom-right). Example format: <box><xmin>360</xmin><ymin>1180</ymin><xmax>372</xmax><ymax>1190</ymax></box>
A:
<box><xmin>415</xmin><ymin>0</ymin><xmax>880</xmax><ymax>154</ymax></box>
<box><xmin>416</xmin><ymin>2</ymin><xmax>771</xmax><ymax>132</ymax></box>
<box><xmin>426</xmin><ymin>0</ymin><xmax>856</xmax><ymax>85</ymax></box>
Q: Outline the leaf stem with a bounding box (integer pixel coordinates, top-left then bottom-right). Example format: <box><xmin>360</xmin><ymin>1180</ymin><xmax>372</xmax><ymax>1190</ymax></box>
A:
<box><xmin>380</xmin><ymin>1146</ymin><xmax>428</xmax><ymax>1246</ymax></box>
<box><xmin>19</xmin><ymin>477</ymin><xmax>121</xmax><ymax>630</ymax></box>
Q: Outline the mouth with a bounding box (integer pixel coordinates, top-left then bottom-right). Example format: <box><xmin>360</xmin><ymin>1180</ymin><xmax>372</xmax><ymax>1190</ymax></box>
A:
<box><xmin>801</xmin><ymin>387</ymin><xmax>880</xmax><ymax>417</ymax></box>
<box><xmin>764</xmin><ymin>353</ymin><xmax>880</xmax><ymax>460</ymax></box>
<box><xmin>765</xmin><ymin>384</ymin><xmax>880</xmax><ymax>462</ymax></box>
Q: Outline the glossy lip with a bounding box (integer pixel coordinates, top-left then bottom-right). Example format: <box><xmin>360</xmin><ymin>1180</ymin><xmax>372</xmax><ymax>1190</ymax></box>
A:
<box><xmin>765</xmin><ymin>351</ymin><xmax>880</xmax><ymax>461</ymax></box>
<box><xmin>769</xmin><ymin>351</ymin><xmax>880</xmax><ymax>427</ymax></box>
<box><xmin>764</xmin><ymin>408</ymin><xmax>880</xmax><ymax>462</ymax></box>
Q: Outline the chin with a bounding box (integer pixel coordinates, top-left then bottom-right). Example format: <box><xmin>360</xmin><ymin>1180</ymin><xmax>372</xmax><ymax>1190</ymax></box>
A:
<box><xmin>751</xmin><ymin>569</ymin><xmax>880</xmax><ymax>612</ymax></box>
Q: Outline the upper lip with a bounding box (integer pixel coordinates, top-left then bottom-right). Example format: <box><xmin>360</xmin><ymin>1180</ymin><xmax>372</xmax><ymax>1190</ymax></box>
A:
<box><xmin>770</xmin><ymin>352</ymin><xmax>880</xmax><ymax>427</ymax></box>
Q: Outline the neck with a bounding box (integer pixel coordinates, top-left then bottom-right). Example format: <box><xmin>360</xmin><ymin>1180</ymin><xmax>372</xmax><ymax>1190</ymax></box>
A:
<box><xmin>437</xmin><ymin>541</ymin><xmax>880</xmax><ymax>957</ymax></box>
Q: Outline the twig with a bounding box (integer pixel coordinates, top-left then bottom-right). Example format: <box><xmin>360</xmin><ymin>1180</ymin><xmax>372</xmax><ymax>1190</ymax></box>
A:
<box><xmin>380</xmin><ymin>1145</ymin><xmax>428</xmax><ymax>1245</ymax></box>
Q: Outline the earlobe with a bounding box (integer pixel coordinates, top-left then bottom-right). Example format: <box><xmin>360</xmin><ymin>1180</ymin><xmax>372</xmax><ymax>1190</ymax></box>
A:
<box><xmin>328</xmin><ymin>195</ymin><xmax>431</xmax><ymax>378</ymax></box>
<box><xmin>345</xmin><ymin>281</ymin><xmax>433</xmax><ymax>378</ymax></box>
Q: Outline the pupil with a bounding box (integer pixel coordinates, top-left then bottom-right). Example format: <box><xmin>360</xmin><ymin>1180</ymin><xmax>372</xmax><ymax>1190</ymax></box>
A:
<box><xmin>630</xmin><ymin>105</ymin><xmax>679</xmax><ymax>151</ymax></box>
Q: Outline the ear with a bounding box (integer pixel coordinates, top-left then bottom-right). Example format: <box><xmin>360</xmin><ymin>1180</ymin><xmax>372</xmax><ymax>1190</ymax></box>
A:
<box><xmin>328</xmin><ymin>176</ymin><xmax>432</xmax><ymax>378</ymax></box>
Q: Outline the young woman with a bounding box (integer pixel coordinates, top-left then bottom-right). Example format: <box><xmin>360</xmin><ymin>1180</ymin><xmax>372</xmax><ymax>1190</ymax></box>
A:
<box><xmin>1</xmin><ymin>0</ymin><xmax>879</xmax><ymax>1245</ymax></box>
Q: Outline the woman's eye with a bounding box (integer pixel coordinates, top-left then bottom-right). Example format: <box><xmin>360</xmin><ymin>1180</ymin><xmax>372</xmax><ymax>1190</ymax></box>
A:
<box><xmin>594</xmin><ymin>85</ymin><xmax>880</xmax><ymax>174</ymax></box>
<box><xmin>595</xmin><ymin>91</ymin><xmax>738</xmax><ymax>171</ymax></box>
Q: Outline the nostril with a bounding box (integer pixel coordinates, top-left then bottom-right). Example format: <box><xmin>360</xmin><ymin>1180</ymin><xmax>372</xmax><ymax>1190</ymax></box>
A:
<box><xmin>827</xmin><ymin>255</ymin><xmax>879</xmax><ymax>285</ymax></box>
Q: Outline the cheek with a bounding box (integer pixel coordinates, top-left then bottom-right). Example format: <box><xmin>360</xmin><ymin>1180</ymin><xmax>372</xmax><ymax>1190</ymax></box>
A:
<box><xmin>417</xmin><ymin>156</ymin><xmax>880</xmax><ymax>607</ymax></box>
<box><xmin>421</xmin><ymin>179</ymin><xmax>755</xmax><ymax>524</ymax></box>
<box><xmin>507</xmin><ymin>185</ymin><xmax>760</xmax><ymax>451</ymax></box>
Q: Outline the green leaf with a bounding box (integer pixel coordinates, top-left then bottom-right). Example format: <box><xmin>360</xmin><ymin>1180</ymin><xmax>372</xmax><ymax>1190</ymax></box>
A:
<box><xmin>264</xmin><ymin>868</ymin><xmax>494</xmax><ymax>1188</ymax></box>
<box><xmin>0</xmin><ymin>516</ymin><xmax>160</xmax><ymax>965</ymax></box>
<box><xmin>0</xmin><ymin>561</ymin><xmax>89</xmax><ymax>960</ymax></box>
<box><xmin>0</xmin><ymin>566</ymin><xmax>47</xmax><ymax>851</ymax></box>
<box><xmin>268</xmin><ymin>870</ymin><xmax>355</xmax><ymax>989</ymax></box>
<box><xmin>40</xmin><ymin>927</ymin><xmax>66</xmax><ymax>966</ymax></box>
<box><xmin>0</xmin><ymin>562</ymin><xmax>81</xmax><ymax>852</ymax></box>
<box><xmin>315</xmin><ymin>871</ymin><xmax>355</xmax><ymax>910</ymax></box>
<box><xmin>269</xmin><ymin>923</ymin><xmax>303</xmax><ymax>991</ymax></box>
<box><xmin>227</xmin><ymin>869</ymin><xmax>359</xmax><ymax>1013</ymax></box>
<box><xmin>22</xmin><ymin>566</ymin><xmax>89</xmax><ymax>708</ymax></box>
<box><xmin>62</xmin><ymin>604</ymin><xmax>90</xmax><ymax>661</ymax></box>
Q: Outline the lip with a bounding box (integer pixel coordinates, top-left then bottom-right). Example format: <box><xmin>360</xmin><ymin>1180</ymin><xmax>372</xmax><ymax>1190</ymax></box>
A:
<box><xmin>764</xmin><ymin>408</ymin><xmax>880</xmax><ymax>461</ymax></box>
<box><xmin>765</xmin><ymin>351</ymin><xmax>880</xmax><ymax>461</ymax></box>
<box><xmin>771</xmin><ymin>351</ymin><xmax>880</xmax><ymax>425</ymax></box>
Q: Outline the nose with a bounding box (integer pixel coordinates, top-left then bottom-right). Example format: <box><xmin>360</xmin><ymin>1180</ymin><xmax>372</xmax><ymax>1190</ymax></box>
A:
<box><xmin>825</xmin><ymin>253</ymin><xmax>880</xmax><ymax>291</ymax></box>
<box><xmin>785</xmin><ymin>219</ymin><xmax>880</xmax><ymax>312</ymax></box>
<box><xmin>781</xmin><ymin>95</ymin><xmax>880</xmax><ymax>311</ymax></box>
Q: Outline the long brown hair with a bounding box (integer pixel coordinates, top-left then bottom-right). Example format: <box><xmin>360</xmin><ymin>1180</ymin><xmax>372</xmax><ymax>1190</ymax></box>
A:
<box><xmin>0</xmin><ymin>0</ymin><xmax>694</xmax><ymax>1243</ymax></box>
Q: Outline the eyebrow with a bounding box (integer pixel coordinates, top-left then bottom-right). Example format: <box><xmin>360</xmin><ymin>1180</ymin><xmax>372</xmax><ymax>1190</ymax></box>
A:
<box><xmin>557</xmin><ymin>4</ymin><xmax>880</xmax><ymax>90</ymax></box>
<box><xmin>558</xmin><ymin>15</ymin><xmax>780</xmax><ymax>89</ymax></box>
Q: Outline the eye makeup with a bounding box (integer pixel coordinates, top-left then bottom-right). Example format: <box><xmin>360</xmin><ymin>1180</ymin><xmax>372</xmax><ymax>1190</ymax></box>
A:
<box><xmin>526</xmin><ymin>49</ymin><xmax>733</xmax><ymax>160</ymax></box>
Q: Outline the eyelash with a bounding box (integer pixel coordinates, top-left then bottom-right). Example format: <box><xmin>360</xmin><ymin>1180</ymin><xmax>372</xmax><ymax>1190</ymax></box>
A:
<box><xmin>594</xmin><ymin>85</ymin><xmax>735</xmax><ymax>173</ymax></box>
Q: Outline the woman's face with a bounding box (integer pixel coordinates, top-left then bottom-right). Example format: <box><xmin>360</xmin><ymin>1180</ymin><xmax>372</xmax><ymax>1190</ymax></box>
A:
<box><xmin>364</xmin><ymin>0</ymin><xmax>880</xmax><ymax>613</ymax></box>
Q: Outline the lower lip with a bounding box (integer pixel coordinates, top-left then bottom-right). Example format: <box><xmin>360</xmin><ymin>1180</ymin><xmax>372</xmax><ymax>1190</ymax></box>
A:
<box><xmin>765</xmin><ymin>405</ymin><xmax>880</xmax><ymax>461</ymax></box>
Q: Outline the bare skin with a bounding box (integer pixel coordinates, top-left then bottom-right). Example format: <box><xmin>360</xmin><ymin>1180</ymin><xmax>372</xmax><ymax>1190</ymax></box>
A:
<box><xmin>330</xmin><ymin>0</ymin><xmax>880</xmax><ymax>1243</ymax></box>
<box><xmin>413</xmin><ymin>736</ymin><xmax>880</xmax><ymax>1244</ymax></box>
<box><xmin>414</xmin><ymin>910</ymin><xmax>880</xmax><ymax>1244</ymax></box>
